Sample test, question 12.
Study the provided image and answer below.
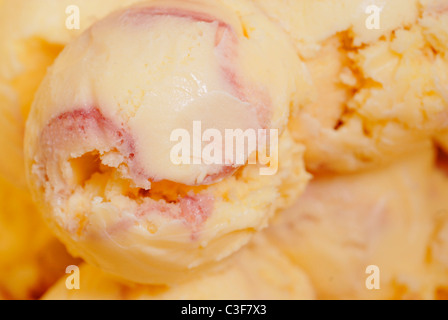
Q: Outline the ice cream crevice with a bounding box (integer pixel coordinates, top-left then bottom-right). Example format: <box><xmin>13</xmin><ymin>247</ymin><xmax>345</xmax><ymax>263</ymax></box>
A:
<box><xmin>65</xmin><ymin>148</ymin><xmax>214</xmax><ymax>215</ymax></box>
<box><xmin>435</xmin><ymin>147</ymin><xmax>448</xmax><ymax>177</ymax></box>
<box><xmin>68</xmin><ymin>151</ymin><xmax>102</xmax><ymax>188</ymax></box>
<box><xmin>62</xmin><ymin>144</ymin><xmax>216</xmax><ymax>233</ymax></box>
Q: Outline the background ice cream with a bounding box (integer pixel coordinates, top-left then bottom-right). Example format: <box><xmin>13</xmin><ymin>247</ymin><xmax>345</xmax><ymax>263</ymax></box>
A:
<box><xmin>252</xmin><ymin>0</ymin><xmax>448</xmax><ymax>173</ymax></box>
<box><xmin>0</xmin><ymin>173</ymin><xmax>78</xmax><ymax>300</ymax></box>
<box><xmin>24</xmin><ymin>0</ymin><xmax>309</xmax><ymax>284</ymax></box>
<box><xmin>42</xmin><ymin>233</ymin><xmax>315</xmax><ymax>300</ymax></box>
<box><xmin>266</xmin><ymin>148</ymin><xmax>448</xmax><ymax>299</ymax></box>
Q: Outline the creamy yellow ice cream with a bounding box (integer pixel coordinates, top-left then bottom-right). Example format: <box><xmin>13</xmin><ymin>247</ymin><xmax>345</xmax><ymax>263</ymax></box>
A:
<box><xmin>24</xmin><ymin>0</ymin><xmax>309</xmax><ymax>284</ymax></box>
<box><xmin>42</xmin><ymin>233</ymin><xmax>315</xmax><ymax>300</ymax></box>
<box><xmin>253</xmin><ymin>0</ymin><xmax>448</xmax><ymax>173</ymax></box>
<box><xmin>266</xmin><ymin>149</ymin><xmax>447</xmax><ymax>299</ymax></box>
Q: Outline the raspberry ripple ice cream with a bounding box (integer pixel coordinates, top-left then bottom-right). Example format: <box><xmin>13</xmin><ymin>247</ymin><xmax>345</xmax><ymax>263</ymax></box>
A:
<box><xmin>24</xmin><ymin>0</ymin><xmax>308</xmax><ymax>284</ymax></box>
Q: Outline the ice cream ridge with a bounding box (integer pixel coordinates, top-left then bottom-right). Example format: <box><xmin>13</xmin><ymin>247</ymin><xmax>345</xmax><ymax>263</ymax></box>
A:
<box><xmin>24</xmin><ymin>0</ymin><xmax>308</xmax><ymax>284</ymax></box>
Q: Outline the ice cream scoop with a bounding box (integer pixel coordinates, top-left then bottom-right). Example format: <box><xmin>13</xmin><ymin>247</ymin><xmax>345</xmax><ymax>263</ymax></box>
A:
<box><xmin>252</xmin><ymin>0</ymin><xmax>448</xmax><ymax>173</ymax></box>
<box><xmin>427</xmin><ymin>148</ymin><xmax>448</xmax><ymax>299</ymax></box>
<box><xmin>266</xmin><ymin>148</ymin><xmax>445</xmax><ymax>299</ymax></box>
<box><xmin>25</xmin><ymin>0</ymin><xmax>308</xmax><ymax>284</ymax></box>
<box><xmin>42</xmin><ymin>233</ymin><xmax>315</xmax><ymax>300</ymax></box>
